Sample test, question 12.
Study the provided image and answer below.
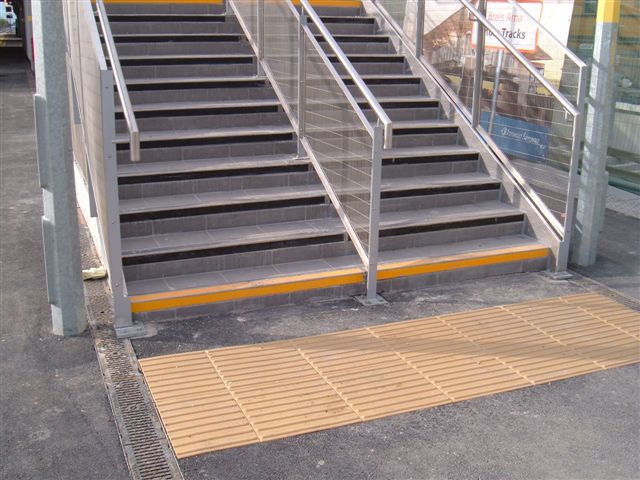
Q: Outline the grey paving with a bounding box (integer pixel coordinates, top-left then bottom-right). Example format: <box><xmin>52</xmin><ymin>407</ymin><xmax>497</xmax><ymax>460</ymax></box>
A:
<box><xmin>0</xmin><ymin>54</ymin><xmax>129</xmax><ymax>480</ymax></box>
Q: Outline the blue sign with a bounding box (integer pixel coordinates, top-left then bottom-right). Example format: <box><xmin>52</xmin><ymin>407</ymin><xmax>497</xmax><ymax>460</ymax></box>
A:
<box><xmin>480</xmin><ymin>111</ymin><xmax>549</xmax><ymax>162</ymax></box>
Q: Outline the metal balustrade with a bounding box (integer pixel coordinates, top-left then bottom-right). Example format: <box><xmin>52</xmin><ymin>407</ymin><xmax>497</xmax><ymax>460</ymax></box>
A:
<box><xmin>368</xmin><ymin>0</ymin><xmax>587</xmax><ymax>271</ymax></box>
<box><xmin>227</xmin><ymin>0</ymin><xmax>392</xmax><ymax>299</ymax></box>
<box><xmin>62</xmin><ymin>0</ymin><xmax>131</xmax><ymax>328</ymax></box>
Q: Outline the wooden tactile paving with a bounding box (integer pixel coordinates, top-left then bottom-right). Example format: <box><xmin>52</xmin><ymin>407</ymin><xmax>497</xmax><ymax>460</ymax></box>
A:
<box><xmin>139</xmin><ymin>293</ymin><xmax>640</xmax><ymax>458</ymax></box>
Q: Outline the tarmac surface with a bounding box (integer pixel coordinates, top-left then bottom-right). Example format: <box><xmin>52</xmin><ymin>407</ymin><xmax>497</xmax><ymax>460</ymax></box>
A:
<box><xmin>1</xmin><ymin>53</ymin><xmax>128</xmax><ymax>480</ymax></box>
<box><xmin>1</xmin><ymin>52</ymin><xmax>639</xmax><ymax>480</ymax></box>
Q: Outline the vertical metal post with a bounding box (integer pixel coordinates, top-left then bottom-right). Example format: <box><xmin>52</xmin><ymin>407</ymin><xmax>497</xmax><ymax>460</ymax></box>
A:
<box><xmin>572</xmin><ymin>0</ymin><xmax>620</xmax><ymax>266</ymax></box>
<box><xmin>33</xmin><ymin>0</ymin><xmax>86</xmax><ymax>335</ymax></box>
<box><xmin>415</xmin><ymin>0</ymin><xmax>425</xmax><ymax>58</ymax></box>
<box><xmin>257</xmin><ymin>0</ymin><xmax>265</xmax><ymax>75</ymax></box>
<box><xmin>488</xmin><ymin>49</ymin><xmax>504</xmax><ymax>134</ymax></box>
<box><xmin>471</xmin><ymin>0</ymin><xmax>486</xmax><ymax>127</ymax></box>
<box><xmin>366</xmin><ymin>125</ymin><xmax>384</xmax><ymax>301</ymax></box>
<box><xmin>555</xmin><ymin>65</ymin><xmax>587</xmax><ymax>272</ymax></box>
<box><xmin>297</xmin><ymin>10</ymin><xmax>306</xmax><ymax>152</ymax></box>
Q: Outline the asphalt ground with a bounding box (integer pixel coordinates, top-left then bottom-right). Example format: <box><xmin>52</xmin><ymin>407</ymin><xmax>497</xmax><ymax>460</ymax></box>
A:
<box><xmin>1</xmin><ymin>51</ymin><xmax>639</xmax><ymax>480</ymax></box>
<box><xmin>1</xmin><ymin>53</ymin><xmax>128</xmax><ymax>480</ymax></box>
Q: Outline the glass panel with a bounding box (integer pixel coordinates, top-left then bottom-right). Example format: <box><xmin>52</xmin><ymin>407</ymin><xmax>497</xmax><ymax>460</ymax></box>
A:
<box><xmin>479</xmin><ymin>45</ymin><xmax>575</xmax><ymax>227</ymax></box>
<box><xmin>304</xmin><ymin>34</ymin><xmax>374</xmax><ymax>255</ymax></box>
<box><xmin>421</xmin><ymin>0</ymin><xmax>477</xmax><ymax>114</ymax></box>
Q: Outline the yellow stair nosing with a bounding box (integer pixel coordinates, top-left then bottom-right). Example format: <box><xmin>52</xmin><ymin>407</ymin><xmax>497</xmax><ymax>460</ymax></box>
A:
<box><xmin>130</xmin><ymin>244</ymin><xmax>550</xmax><ymax>313</ymax></box>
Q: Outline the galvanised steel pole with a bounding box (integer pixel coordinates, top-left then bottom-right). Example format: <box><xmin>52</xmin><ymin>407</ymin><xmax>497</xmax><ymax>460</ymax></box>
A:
<box><xmin>572</xmin><ymin>0</ymin><xmax>620</xmax><ymax>266</ymax></box>
<box><xmin>33</xmin><ymin>0</ymin><xmax>86</xmax><ymax>335</ymax></box>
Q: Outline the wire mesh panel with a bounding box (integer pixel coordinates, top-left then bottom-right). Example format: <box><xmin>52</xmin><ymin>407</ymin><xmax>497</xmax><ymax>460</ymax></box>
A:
<box><xmin>264</xmin><ymin>0</ymin><xmax>299</xmax><ymax>120</ymax></box>
<box><xmin>233</xmin><ymin>0</ymin><xmax>258</xmax><ymax>46</ymax></box>
<box><xmin>303</xmin><ymin>33</ymin><xmax>374</xmax><ymax>256</ymax></box>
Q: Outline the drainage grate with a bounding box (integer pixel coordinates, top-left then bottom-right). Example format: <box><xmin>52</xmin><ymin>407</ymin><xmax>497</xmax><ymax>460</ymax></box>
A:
<box><xmin>80</xmin><ymin>220</ymin><xmax>182</xmax><ymax>480</ymax></box>
<box><xmin>85</xmin><ymin>279</ymin><xmax>183</xmax><ymax>480</ymax></box>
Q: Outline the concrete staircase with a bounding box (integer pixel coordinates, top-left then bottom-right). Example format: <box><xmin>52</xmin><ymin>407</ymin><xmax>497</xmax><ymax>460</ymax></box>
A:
<box><xmin>103</xmin><ymin>2</ymin><xmax>550</xmax><ymax>321</ymax></box>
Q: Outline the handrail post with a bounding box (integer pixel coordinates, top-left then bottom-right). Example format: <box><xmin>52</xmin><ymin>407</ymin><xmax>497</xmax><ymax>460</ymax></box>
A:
<box><xmin>471</xmin><ymin>0</ymin><xmax>486</xmax><ymax>127</ymax></box>
<box><xmin>257</xmin><ymin>0</ymin><xmax>265</xmax><ymax>75</ymax></box>
<box><xmin>415</xmin><ymin>0</ymin><xmax>425</xmax><ymax>59</ymax></box>
<box><xmin>297</xmin><ymin>10</ymin><xmax>306</xmax><ymax>153</ymax></box>
<box><xmin>366</xmin><ymin>124</ymin><xmax>384</xmax><ymax>301</ymax></box>
<box><xmin>95</xmin><ymin>0</ymin><xmax>140</xmax><ymax>163</ymax></box>
<box><xmin>555</xmin><ymin>64</ymin><xmax>587</xmax><ymax>272</ymax></box>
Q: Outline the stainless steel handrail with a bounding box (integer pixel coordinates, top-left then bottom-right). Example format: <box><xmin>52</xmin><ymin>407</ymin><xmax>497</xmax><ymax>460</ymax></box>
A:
<box><xmin>95</xmin><ymin>0</ymin><xmax>140</xmax><ymax>162</ymax></box>
<box><xmin>300</xmin><ymin>0</ymin><xmax>393</xmax><ymax>149</ymax></box>
<box><xmin>459</xmin><ymin>0</ymin><xmax>580</xmax><ymax>117</ymax></box>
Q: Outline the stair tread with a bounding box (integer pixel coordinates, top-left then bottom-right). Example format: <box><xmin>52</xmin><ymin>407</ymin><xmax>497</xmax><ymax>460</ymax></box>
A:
<box><xmin>391</xmin><ymin>119</ymin><xmax>456</xmax><ymax>129</ymax></box>
<box><xmin>118</xmin><ymin>98</ymin><xmax>281</xmax><ymax>114</ymax></box>
<box><xmin>114</xmin><ymin>125</ymin><xmax>294</xmax><ymax>144</ymax></box>
<box><xmin>126</xmin><ymin>234</ymin><xmax>542</xmax><ymax>296</ymax></box>
<box><xmin>111</xmin><ymin>33</ymin><xmax>242</xmax><ymax>40</ymax></box>
<box><xmin>105</xmin><ymin>14</ymin><xmax>226</xmax><ymax>19</ymax></box>
<box><xmin>119</xmin><ymin>172</ymin><xmax>498</xmax><ymax>215</ymax></box>
<box><xmin>358</xmin><ymin>95</ymin><xmax>437</xmax><ymax>104</ymax></box>
<box><xmin>383</xmin><ymin>145</ymin><xmax>476</xmax><ymax>158</ymax></box>
<box><xmin>119</xmin><ymin>53</ymin><xmax>254</xmax><ymax>61</ymax></box>
<box><xmin>126</xmin><ymin>75</ymin><xmax>267</xmax><ymax>86</ymax></box>
<box><xmin>121</xmin><ymin>200</ymin><xmax>520</xmax><ymax>257</ymax></box>
<box><xmin>118</xmin><ymin>153</ymin><xmax>302</xmax><ymax>178</ymax></box>
<box><xmin>319</xmin><ymin>33</ymin><xmax>390</xmax><ymax>40</ymax></box>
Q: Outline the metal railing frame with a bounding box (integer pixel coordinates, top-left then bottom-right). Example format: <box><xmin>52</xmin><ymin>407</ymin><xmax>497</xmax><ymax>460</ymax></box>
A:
<box><xmin>369</xmin><ymin>0</ymin><xmax>588</xmax><ymax>272</ymax></box>
<box><xmin>95</xmin><ymin>0</ymin><xmax>140</xmax><ymax>163</ymax></box>
<box><xmin>64</xmin><ymin>0</ymin><xmax>133</xmax><ymax>332</ymax></box>
<box><xmin>227</xmin><ymin>0</ymin><xmax>389</xmax><ymax>299</ymax></box>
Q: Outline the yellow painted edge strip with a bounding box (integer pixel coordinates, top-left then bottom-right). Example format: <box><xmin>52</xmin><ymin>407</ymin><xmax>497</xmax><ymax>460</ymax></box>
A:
<box><xmin>597</xmin><ymin>0</ymin><xmax>621</xmax><ymax>23</ymax></box>
<box><xmin>131</xmin><ymin>268</ymin><xmax>365</xmax><ymax>313</ymax></box>
<box><xmin>130</xmin><ymin>244</ymin><xmax>549</xmax><ymax>313</ymax></box>
<box><xmin>377</xmin><ymin>245</ymin><xmax>550</xmax><ymax>281</ymax></box>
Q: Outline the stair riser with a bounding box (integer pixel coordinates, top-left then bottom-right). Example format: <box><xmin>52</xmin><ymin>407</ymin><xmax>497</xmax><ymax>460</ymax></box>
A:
<box><xmin>380</xmin><ymin>189</ymin><xmax>500</xmax><ymax>213</ymax></box>
<box><xmin>122</xmin><ymin>62</ymin><xmax>257</xmax><ymax>79</ymax></box>
<box><xmin>331</xmin><ymin>61</ymin><xmax>406</xmax><ymax>76</ymax></box>
<box><xmin>124</xmin><ymin>237</ymin><xmax>353</xmax><ymax>282</ymax></box>
<box><xmin>119</xmin><ymin>187</ymin><xmax>499</xmax><ymax>238</ymax></box>
<box><xmin>122</xmin><ymin>218</ymin><xmax>524</xmax><ymax>281</ymax></box>
<box><xmin>118</xmin><ymin>171</ymin><xmax>320</xmax><ymax>199</ymax></box>
<box><xmin>325</xmin><ymin>40</ymin><xmax>393</xmax><ymax>54</ymax></box>
<box><xmin>110</xmin><ymin>22</ymin><xmax>242</xmax><ymax>35</ymax></box>
<box><xmin>116</xmin><ymin>138</ymin><xmax>297</xmax><ymax>164</ymax></box>
<box><xmin>352</xmin><ymin>82</ymin><xmax>423</xmax><ymax>97</ymax></box>
<box><xmin>115</xmin><ymin>110</ymin><xmax>288</xmax><ymax>134</ymax></box>
<box><xmin>364</xmin><ymin>106</ymin><xmax>440</xmax><ymax>122</ymax></box>
<box><xmin>132</xmin><ymin>256</ymin><xmax>547</xmax><ymax>322</ymax></box>
<box><xmin>312</xmin><ymin>7</ymin><xmax>364</xmax><ymax>16</ymax></box>
<box><xmin>121</xmin><ymin>203</ymin><xmax>337</xmax><ymax>238</ymax></box>
<box><xmin>112</xmin><ymin>41</ymin><xmax>252</xmax><ymax>56</ymax></box>
<box><xmin>309</xmin><ymin>22</ymin><xmax>376</xmax><ymax>35</ymax></box>
<box><xmin>381</xmin><ymin>159</ymin><xmax>479</xmax><ymax>178</ymax></box>
<box><xmin>392</xmin><ymin>131</ymin><xmax>462</xmax><ymax>149</ymax></box>
<box><xmin>127</xmin><ymin>84</ymin><xmax>277</xmax><ymax>104</ymax></box>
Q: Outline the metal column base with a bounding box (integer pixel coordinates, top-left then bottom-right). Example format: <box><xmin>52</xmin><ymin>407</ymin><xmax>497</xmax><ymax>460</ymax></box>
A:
<box><xmin>355</xmin><ymin>294</ymin><xmax>388</xmax><ymax>306</ymax></box>
<box><xmin>545</xmin><ymin>270</ymin><xmax>573</xmax><ymax>281</ymax></box>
